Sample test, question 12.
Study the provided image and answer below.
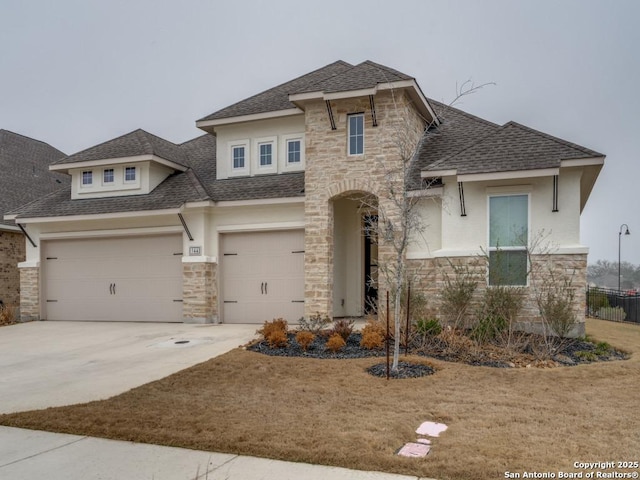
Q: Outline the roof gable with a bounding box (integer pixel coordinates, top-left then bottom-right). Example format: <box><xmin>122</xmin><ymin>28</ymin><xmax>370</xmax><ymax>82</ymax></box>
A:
<box><xmin>52</xmin><ymin>129</ymin><xmax>189</xmax><ymax>168</ymax></box>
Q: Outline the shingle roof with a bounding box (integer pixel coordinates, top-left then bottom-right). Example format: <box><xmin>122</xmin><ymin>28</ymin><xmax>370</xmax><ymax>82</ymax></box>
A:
<box><xmin>52</xmin><ymin>129</ymin><xmax>189</xmax><ymax>167</ymax></box>
<box><xmin>9</xmin><ymin>169</ymin><xmax>208</xmax><ymax>219</ymax></box>
<box><xmin>199</xmin><ymin>60</ymin><xmax>417</xmax><ymax>123</ymax></box>
<box><xmin>198</xmin><ymin>61</ymin><xmax>353</xmax><ymax>122</ymax></box>
<box><xmin>423</xmin><ymin>120</ymin><xmax>603</xmax><ymax>176</ymax></box>
<box><xmin>294</xmin><ymin>60</ymin><xmax>413</xmax><ymax>94</ymax></box>
<box><xmin>0</xmin><ymin>130</ymin><xmax>68</xmax><ymax>227</ymax></box>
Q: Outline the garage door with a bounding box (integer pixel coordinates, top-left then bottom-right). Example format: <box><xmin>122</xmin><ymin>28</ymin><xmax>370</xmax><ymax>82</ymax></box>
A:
<box><xmin>221</xmin><ymin>230</ymin><xmax>304</xmax><ymax>323</ymax></box>
<box><xmin>42</xmin><ymin>235</ymin><xmax>183</xmax><ymax>322</ymax></box>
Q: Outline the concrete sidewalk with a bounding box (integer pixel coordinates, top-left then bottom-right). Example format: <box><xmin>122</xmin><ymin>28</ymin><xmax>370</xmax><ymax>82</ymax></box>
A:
<box><xmin>0</xmin><ymin>426</ymin><xmax>433</xmax><ymax>480</ymax></box>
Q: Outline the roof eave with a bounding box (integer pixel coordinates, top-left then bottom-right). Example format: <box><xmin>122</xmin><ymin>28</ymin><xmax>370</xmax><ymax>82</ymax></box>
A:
<box><xmin>196</xmin><ymin>108</ymin><xmax>304</xmax><ymax>133</ymax></box>
<box><xmin>50</xmin><ymin>154</ymin><xmax>188</xmax><ymax>174</ymax></box>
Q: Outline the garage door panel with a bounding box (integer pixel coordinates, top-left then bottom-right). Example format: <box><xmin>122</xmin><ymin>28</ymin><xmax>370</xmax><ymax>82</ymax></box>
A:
<box><xmin>221</xmin><ymin>230</ymin><xmax>304</xmax><ymax>324</ymax></box>
<box><xmin>43</xmin><ymin>235</ymin><xmax>182</xmax><ymax>322</ymax></box>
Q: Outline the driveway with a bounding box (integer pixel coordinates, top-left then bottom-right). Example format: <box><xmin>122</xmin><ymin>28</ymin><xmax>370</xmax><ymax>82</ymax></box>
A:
<box><xmin>0</xmin><ymin>321</ymin><xmax>258</xmax><ymax>414</ymax></box>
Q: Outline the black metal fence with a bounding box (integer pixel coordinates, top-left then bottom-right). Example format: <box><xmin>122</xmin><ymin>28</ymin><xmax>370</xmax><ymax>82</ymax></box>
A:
<box><xmin>586</xmin><ymin>285</ymin><xmax>640</xmax><ymax>323</ymax></box>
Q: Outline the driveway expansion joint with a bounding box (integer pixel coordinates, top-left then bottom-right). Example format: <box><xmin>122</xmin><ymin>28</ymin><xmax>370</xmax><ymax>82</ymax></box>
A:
<box><xmin>0</xmin><ymin>435</ymin><xmax>88</xmax><ymax>469</ymax></box>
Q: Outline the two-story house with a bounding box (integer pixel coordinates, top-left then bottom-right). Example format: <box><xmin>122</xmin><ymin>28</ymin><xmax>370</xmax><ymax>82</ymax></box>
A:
<box><xmin>6</xmin><ymin>60</ymin><xmax>603</xmax><ymax>335</ymax></box>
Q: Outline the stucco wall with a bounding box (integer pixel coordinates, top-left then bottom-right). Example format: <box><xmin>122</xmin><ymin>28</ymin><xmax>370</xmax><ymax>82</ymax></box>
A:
<box><xmin>0</xmin><ymin>230</ymin><xmax>24</xmax><ymax>307</ymax></box>
<box><xmin>215</xmin><ymin>115</ymin><xmax>306</xmax><ymax>179</ymax></box>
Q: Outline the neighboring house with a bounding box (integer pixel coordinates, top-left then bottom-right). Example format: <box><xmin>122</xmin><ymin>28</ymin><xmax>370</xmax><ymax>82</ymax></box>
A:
<box><xmin>0</xmin><ymin>130</ymin><xmax>67</xmax><ymax>308</ymax></box>
<box><xmin>6</xmin><ymin>61</ymin><xmax>604</xmax><ymax>335</ymax></box>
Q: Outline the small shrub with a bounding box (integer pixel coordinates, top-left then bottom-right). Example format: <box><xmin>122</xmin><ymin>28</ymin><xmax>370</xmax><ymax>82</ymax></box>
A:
<box><xmin>257</xmin><ymin>318</ymin><xmax>288</xmax><ymax>341</ymax></box>
<box><xmin>362</xmin><ymin>317</ymin><xmax>387</xmax><ymax>339</ymax></box>
<box><xmin>598</xmin><ymin>306</ymin><xmax>626</xmax><ymax>321</ymax></box>
<box><xmin>587</xmin><ymin>288</ymin><xmax>610</xmax><ymax>314</ymax></box>
<box><xmin>330</xmin><ymin>318</ymin><xmax>354</xmax><ymax>341</ymax></box>
<box><xmin>0</xmin><ymin>304</ymin><xmax>17</xmax><ymax>326</ymax></box>
<box><xmin>471</xmin><ymin>315</ymin><xmax>508</xmax><ymax>343</ymax></box>
<box><xmin>538</xmin><ymin>287</ymin><xmax>577</xmax><ymax>338</ymax></box>
<box><xmin>267</xmin><ymin>329</ymin><xmax>288</xmax><ymax>348</ymax></box>
<box><xmin>360</xmin><ymin>330</ymin><xmax>385</xmax><ymax>350</ymax></box>
<box><xmin>325</xmin><ymin>333</ymin><xmax>346</xmax><ymax>352</ymax></box>
<box><xmin>575</xmin><ymin>350</ymin><xmax>598</xmax><ymax>362</ymax></box>
<box><xmin>415</xmin><ymin>318</ymin><xmax>442</xmax><ymax>336</ymax></box>
<box><xmin>295</xmin><ymin>331</ymin><xmax>315</xmax><ymax>351</ymax></box>
<box><xmin>298</xmin><ymin>312</ymin><xmax>331</xmax><ymax>334</ymax></box>
<box><xmin>440</xmin><ymin>260</ymin><xmax>480</xmax><ymax>328</ymax></box>
<box><xmin>594</xmin><ymin>341</ymin><xmax>612</xmax><ymax>356</ymax></box>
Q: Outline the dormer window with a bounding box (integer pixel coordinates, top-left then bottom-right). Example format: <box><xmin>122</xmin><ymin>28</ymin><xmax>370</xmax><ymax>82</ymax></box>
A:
<box><xmin>103</xmin><ymin>168</ymin><xmax>114</xmax><ymax>184</ymax></box>
<box><xmin>348</xmin><ymin>113</ymin><xmax>364</xmax><ymax>156</ymax></box>
<box><xmin>259</xmin><ymin>142</ymin><xmax>273</xmax><ymax>167</ymax></box>
<box><xmin>82</xmin><ymin>171</ymin><xmax>93</xmax><ymax>186</ymax></box>
<box><xmin>287</xmin><ymin>139</ymin><xmax>301</xmax><ymax>164</ymax></box>
<box><xmin>233</xmin><ymin>146</ymin><xmax>245</xmax><ymax>169</ymax></box>
<box><xmin>125</xmin><ymin>166</ymin><xmax>137</xmax><ymax>182</ymax></box>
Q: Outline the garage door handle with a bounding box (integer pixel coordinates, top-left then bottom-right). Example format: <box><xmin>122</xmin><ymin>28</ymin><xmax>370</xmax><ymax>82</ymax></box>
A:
<box><xmin>264</xmin><ymin>282</ymin><xmax>267</xmax><ymax>295</ymax></box>
<box><xmin>113</xmin><ymin>283</ymin><xmax>116</xmax><ymax>295</ymax></box>
<box><xmin>109</xmin><ymin>283</ymin><xmax>113</xmax><ymax>295</ymax></box>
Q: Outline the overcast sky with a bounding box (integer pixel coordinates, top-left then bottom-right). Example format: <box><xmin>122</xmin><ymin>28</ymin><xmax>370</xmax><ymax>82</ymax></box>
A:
<box><xmin>1</xmin><ymin>0</ymin><xmax>638</xmax><ymax>265</ymax></box>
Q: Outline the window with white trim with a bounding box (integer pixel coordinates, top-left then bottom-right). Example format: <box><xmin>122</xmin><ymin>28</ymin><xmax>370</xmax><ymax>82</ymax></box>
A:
<box><xmin>258</xmin><ymin>142</ymin><xmax>273</xmax><ymax>167</ymax></box>
<box><xmin>82</xmin><ymin>170</ymin><xmax>93</xmax><ymax>186</ymax></box>
<box><xmin>286</xmin><ymin>139</ymin><xmax>301</xmax><ymax>164</ymax></box>
<box><xmin>348</xmin><ymin>113</ymin><xmax>364</xmax><ymax>155</ymax></box>
<box><xmin>124</xmin><ymin>166</ymin><xmax>136</xmax><ymax>182</ymax></box>
<box><xmin>488</xmin><ymin>194</ymin><xmax>529</xmax><ymax>286</ymax></box>
<box><xmin>103</xmin><ymin>168</ymin><xmax>114</xmax><ymax>184</ymax></box>
<box><xmin>232</xmin><ymin>146</ymin><xmax>245</xmax><ymax>169</ymax></box>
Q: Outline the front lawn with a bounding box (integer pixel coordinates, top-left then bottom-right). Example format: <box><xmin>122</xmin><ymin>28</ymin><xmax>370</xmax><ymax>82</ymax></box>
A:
<box><xmin>1</xmin><ymin>318</ymin><xmax>638</xmax><ymax>480</ymax></box>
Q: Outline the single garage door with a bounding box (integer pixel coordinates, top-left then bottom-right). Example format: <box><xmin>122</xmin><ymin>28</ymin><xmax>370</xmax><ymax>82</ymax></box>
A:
<box><xmin>221</xmin><ymin>230</ymin><xmax>304</xmax><ymax>323</ymax></box>
<box><xmin>42</xmin><ymin>235</ymin><xmax>183</xmax><ymax>322</ymax></box>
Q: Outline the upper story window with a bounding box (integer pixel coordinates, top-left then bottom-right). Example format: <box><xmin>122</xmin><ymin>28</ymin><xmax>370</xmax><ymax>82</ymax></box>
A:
<box><xmin>103</xmin><ymin>168</ymin><xmax>114</xmax><ymax>184</ymax></box>
<box><xmin>488</xmin><ymin>194</ymin><xmax>529</xmax><ymax>286</ymax></box>
<box><xmin>348</xmin><ymin>113</ymin><xmax>364</xmax><ymax>156</ymax></box>
<box><xmin>259</xmin><ymin>142</ymin><xmax>273</xmax><ymax>167</ymax></box>
<box><xmin>232</xmin><ymin>146</ymin><xmax>246</xmax><ymax>169</ymax></box>
<box><xmin>125</xmin><ymin>166</ymin><xmax>137</xmax><ymax>182</ymax></box>
<box><xmin>82</xmin><ymin>170</ymin><xmax>93</xmax><ymax>186</ymax></box>
<box><xmin>287</xmin><ymin>139</ymin><xmax>301</xmax><ymax>164</ymax></box>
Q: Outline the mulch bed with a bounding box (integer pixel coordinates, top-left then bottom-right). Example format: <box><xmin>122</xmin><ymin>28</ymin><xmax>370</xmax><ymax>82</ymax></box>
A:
<box><xmin>248</xmin><ymin>331</ymin><xmax>629</xmax><ymax>373</ymax></box>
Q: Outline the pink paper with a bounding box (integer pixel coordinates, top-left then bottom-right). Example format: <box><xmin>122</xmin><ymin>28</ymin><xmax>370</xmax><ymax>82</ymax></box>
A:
<box><xmin>397</xmin><ymin>442</ymin><xmax>431</xmax><ymax>457</ymax></box>
<box><xmin>416</xmin><ymin>421</ymin><xmax>448</xmax><ymax>437</ymax></box>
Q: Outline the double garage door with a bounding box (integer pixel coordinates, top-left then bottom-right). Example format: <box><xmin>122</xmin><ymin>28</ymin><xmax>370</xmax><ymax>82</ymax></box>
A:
<box><xmin>42</xmin><ymin>235</ymin><xmax>183</xmax><ymax>322</ymax></box>
<box><xmin>221</xmin><ymin>230</ymin><xmax>304</xmax><ymax>324</ymax></box>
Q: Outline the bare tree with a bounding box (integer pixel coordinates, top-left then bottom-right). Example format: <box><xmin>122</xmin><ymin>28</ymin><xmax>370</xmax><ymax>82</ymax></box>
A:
<box><xmin>364</xmin><ymin>76</ymin><xmax>494</xmax><ymax>371</ymax></box>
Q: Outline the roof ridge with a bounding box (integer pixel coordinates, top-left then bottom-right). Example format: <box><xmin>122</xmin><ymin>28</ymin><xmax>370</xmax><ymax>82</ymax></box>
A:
<box><xmin>360</xmin><ymin>60</ymin><xmax>414</xmax><ymax>81</ymax></box>
<box><xmin>503</xmin><ymin>121</ymin><xmax>603</xmax><ymax>157</ymax></box>
<box><xmin>184</xmin><ymin>168</ymin><xmax>211</xmax><ymax>200</ymax></box>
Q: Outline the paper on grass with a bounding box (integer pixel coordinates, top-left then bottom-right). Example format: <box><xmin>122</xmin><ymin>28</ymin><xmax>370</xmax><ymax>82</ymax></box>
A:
<box><xmin>416</xmin><ymin>421</ymin><xmax>448</xmax><ymax>437</ymax></box>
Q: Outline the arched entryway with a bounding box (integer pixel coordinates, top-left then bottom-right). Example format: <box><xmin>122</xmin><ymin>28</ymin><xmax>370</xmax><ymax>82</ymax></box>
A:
<box><xmin>331</xmin><ymin>192</ymin><xmax>378</xmax><ymax>317</ymax></box>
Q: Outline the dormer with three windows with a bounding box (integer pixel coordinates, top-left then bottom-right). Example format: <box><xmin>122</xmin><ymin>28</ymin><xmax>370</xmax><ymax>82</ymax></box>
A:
<box><xmin>49</xmin><ymin>129</ymin><xmax>188</xmax><ymax>199</ymax></box>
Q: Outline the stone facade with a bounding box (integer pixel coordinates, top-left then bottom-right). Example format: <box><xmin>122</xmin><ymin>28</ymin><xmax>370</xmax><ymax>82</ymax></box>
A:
<box><xmin>0</xmin><ymin>230</ymin><xmax>25</xmax><ymax>308</ymax></box>
<box><xmin>407</xmin><ymin>253</ymin><xmax>588</xmax><ymax>337</ymax></box>
<box><xmin>182</xmin><ymin>262</ymin><xmax>218</xmax><ymax>323</ymax></box>
<box><xmin>19</xmin><ymin>266</ymin><xmax>39</xmax><ymax>321</ymax></box>
<box><xmin>304</xmin><ymin>90</ymin><xmax>427</xmax><ymax>318</ymax></box>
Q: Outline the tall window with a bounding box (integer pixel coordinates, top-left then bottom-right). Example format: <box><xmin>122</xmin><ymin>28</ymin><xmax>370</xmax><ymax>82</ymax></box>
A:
<box><xmin>348</xmin><ymin>113</ymin><xmax>364</xmax><ymax>155</ymax></box>
<box><xmin>232</xmin><ymin>146</ymin><xmax>245</xmax><ymax>169</ymax></box>
<box><xmin>488</xmin><ymin>194</ymin><xmax>528</xmax><ymax>286</ymax></box>
<box><xmin>125</xmin><ymin>166</ymin><xmax>136</xmax><ymax>182</ymax></box>
<box><xmin>259</xmin><ymin>143</ymin><xmax>272</xmax><ymax>166</ymax></box>
<box><xmin>287</xmin><ymin>139</ymin><xmax>301</xmax><ymax>163</ymax></box>
<box><xmin>82</xmin><ymin>171</ymin><xmax>93</xmax><ymax>186</ymax></box>
<box><xmin>103</xmin><ymin>168</ymin><xmax>114</xmax><ymax>184</ymax></box>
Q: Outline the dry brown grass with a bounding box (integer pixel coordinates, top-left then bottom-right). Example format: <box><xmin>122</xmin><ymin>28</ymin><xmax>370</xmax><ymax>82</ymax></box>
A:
<box><xmin>1</xmin><ymin>318</ymin><xmax>639</xmax><ymax>479</ymax></box>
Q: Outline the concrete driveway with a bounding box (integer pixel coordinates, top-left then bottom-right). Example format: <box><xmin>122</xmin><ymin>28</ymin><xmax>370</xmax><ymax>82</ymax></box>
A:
<box><xmin>0</xmin><ymin>321</ymin><xmax>258</xmax><ymax>414</ymax></box>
